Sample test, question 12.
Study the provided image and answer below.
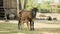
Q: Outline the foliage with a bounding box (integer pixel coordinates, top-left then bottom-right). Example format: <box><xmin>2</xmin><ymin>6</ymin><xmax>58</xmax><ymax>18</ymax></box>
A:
<box><xmin>40</xmin><ymin>9</ymin><xmax>51</xmax><ymax>13</ymax></box>
<box><xmin>57</xmin><ymin>8</ymin><xmax>60</xmax><ymax>13</ymax></box>
<box><xmin>57</xmin><ymin>4</ymin><xmax>60</xmax><ymax>13</ymax></box>
<box><xmin>57</xmin><ymin>5</ymin><xmax>60</xmax><ymax>8</ymax></box>
<box><xmin>20</xmin><ymin>0</ymin><xmax>60</xmax><ymax>13</ymax></box>
<box><xmin>25</xmin><ymin>0</ymin><xmax>51</xmax><ymax>11</ymax></box>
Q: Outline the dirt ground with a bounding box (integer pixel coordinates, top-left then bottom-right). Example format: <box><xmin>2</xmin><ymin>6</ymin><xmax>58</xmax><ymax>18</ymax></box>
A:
<box><xmin>0</xmin><ymin>20</ymin><xmax>60</xmax><ymax>34</ymax></box>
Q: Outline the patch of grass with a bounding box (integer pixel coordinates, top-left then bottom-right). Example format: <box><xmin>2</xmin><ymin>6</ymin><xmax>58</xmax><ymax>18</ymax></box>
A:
<box><xmin>0</xmin><ymin>23</ymin><xmax>60</xmax><ymax>34</ymax></box>
<box><xmin>0</xmin><ymin>23</ymin><xmax>19</xmax><ymax>34</ymax></box>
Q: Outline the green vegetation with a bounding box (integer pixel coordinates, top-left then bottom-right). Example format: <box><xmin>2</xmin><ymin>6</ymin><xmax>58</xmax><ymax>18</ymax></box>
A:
<box><xmin>0</xmin><ymin>23</ymin><xmax>18</xmax><ymax>33</ymax></box>
<box><xmin>0</xmin><ymin>23</ymin><xmax>60</xmax><ymax>34</ymax></box>
<box><xmin>20</xmin><ymin>0</ymin><xmax>60</xmax><ymax>13</ymax></box>
<box><xmin>57</xmin><ymin>4</ymin><xmax>60</xmax><ymax>13</ymax></box>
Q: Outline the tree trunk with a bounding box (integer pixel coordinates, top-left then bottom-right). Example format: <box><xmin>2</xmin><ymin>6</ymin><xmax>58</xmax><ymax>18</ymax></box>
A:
<box><xmin>24</xmin><ymin>0</ymin><xmax>27</xmax><ymax>9</ymax></box>
<box><xmin>22</xmin><ymin>0</ymin><xmax>27</xmax><ymax>9</ymax></box>
<box><xmin>19</xmin><ymin>0</ymin><xmax>22</xmax><ymax>10</ymax></box>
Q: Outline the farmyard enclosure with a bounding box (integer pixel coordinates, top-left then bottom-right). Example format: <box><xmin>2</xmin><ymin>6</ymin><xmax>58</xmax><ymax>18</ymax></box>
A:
<box><xmin>0</xmin><ymin>0</ymin><xmax>60</xmax><ymax>34</ymax></box>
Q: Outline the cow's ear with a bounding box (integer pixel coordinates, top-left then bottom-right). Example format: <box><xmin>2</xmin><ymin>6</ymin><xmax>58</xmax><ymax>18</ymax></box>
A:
<box><xmin>19</xmin><ymin>12</ymin><xmax>21</xmax><ymax>14</ymax></box>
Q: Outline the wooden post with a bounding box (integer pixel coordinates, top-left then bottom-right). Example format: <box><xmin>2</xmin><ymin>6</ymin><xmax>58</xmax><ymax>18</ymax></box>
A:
<box><xmin>3</xmin><ymin>0</ymin><xmax>8</xmax><ymax>22</ymax></box>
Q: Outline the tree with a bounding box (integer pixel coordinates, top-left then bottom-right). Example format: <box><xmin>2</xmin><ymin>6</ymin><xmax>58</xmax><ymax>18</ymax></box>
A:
<box><xmin>23</xmin><ymin>0</ymin><xmax>27</xmax><ymax>9</ymax></box>
<box><xmin>19</xmin><ymin>0</ymin><xmax>22</xmax><ymax>10</ymax></box>
<box><xmin>20</xmin><ymin>0</ymin><xmax>27</xmax><ymax>9</ymax></box>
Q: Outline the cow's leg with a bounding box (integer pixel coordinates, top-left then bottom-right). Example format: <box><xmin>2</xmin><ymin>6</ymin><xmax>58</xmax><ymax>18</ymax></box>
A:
<box><xmin>26</xmin><ymin>20</ymin><xmax>30</xmax><ymax>30</ymax></box>
<box><xmin>29</xmin><ymin>18</ymin><xmax>34</xmax><ymax>30</ymax></box>
<box><xmin>18</xmin><ymin>19</ymin><xmax>21</xmax><ymax>30</ymax></box>
<box><xmin>31</xmin><ymin>20</ymin><xmax>34</xmax><ymax>30</ymax></box>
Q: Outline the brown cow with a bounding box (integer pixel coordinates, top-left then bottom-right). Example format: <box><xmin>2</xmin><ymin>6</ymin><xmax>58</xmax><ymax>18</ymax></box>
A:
<box><xmin>17</xmin><ymin>8</ymin><xmax>38</xmax><ymax>30</ymax></box>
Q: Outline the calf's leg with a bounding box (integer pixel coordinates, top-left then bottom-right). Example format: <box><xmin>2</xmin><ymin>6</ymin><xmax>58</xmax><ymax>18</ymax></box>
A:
<box><xmin>29</xmin><ymin>19</ymin><xmax>34</xmax><ymax>30</ymax></box>
<box><xmin>18</xmin><ymin>19</ymin><xmax>21</xmax><ymax>30</ymax></box>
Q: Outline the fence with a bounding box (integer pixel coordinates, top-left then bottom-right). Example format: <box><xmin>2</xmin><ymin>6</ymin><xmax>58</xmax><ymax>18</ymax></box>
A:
<box><xmin>3</xmin><ymin>0</ymin><xmax>17</xmax><ymax>20</ymax></box>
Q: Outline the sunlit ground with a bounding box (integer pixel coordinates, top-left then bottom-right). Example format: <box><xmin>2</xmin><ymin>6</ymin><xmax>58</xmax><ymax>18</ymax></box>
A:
<box><xmin>0</xmin><ymin>20</ymin><xmax>60</xmax><ymax>34</ymax></box>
